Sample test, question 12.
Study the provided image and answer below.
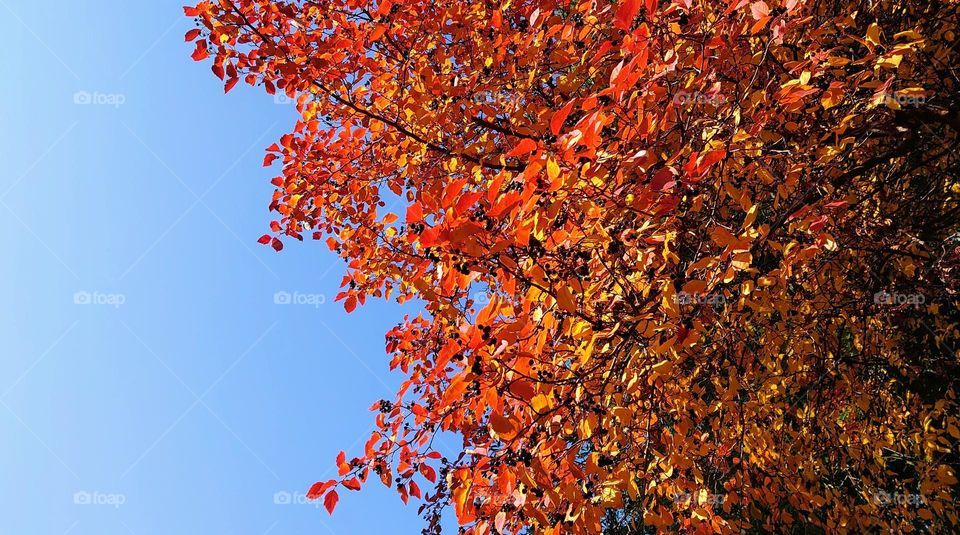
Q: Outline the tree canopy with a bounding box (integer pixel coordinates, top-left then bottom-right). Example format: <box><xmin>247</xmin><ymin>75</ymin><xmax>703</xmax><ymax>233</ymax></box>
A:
<box><xmin>187</xmin><ymin>0</ymin><xmax>960</xmax><ymax>532</ymax></box>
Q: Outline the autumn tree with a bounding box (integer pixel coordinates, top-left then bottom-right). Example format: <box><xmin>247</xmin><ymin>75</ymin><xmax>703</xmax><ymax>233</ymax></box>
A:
<box><xmin>186</xmin><ymin>0</ymin><xmax>960</xmax><ymax>532</ymax></box>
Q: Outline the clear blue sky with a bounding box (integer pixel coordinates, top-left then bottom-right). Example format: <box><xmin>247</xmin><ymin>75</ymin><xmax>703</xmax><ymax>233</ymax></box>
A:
<box><xmin>0</xmin><ymin>1</ymin><xmax>434</xmax><ymax>533</ymax></box>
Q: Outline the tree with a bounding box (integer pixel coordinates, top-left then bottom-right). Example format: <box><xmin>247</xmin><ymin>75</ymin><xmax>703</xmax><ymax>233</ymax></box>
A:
<box><xmin>186</xmin><ymin>0</ymin><xmax>960</xmax><ymax>532</ymax></box>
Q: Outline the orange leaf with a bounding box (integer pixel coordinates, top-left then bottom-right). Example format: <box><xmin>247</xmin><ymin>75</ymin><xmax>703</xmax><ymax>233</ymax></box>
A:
<box><xmin>490</xmin><ymin>413</ymin><xmax>520</xmax><ymax>441</ymax></box>
<box><xmin>491</xmin><ymin>9</ymin><xmax>502</xmax><ymax>29</ymax></box>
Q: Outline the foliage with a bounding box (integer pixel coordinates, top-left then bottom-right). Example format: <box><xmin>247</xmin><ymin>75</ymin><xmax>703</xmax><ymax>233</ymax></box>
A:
<box><xmin>186</xmin><ymin>0</ymin><xmax>960</xmax><ymax>532</ymax></box>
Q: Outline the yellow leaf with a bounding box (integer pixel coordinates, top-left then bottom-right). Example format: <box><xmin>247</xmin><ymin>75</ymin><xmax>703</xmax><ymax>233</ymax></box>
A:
<box><xmin>877</xmin><ymin>54</ymin><xmax>903</xmax><ymax>69</ymax></box>
<box><xmin>743</xmin><ymin>204</ymin><xmax>758</xmax><ymax>228</ymax></box>
<box><xmin>531</xmin><ymin>394</ymin><xmax>550</xmax><ymax>413</ymax></box>
<box><xmin>821</xmin><ymin>82</ymin><xmax>845</xmax><ymax>110</ymax></box>
<box><xmin>547</xmin><ymin>158</ymin><xmax>560</xmax><ymax>181</ymax></box>
<box><xmin>866</xmin><ymin>23</ymin><xmax>881</xmax><ymax>47</ymax></box>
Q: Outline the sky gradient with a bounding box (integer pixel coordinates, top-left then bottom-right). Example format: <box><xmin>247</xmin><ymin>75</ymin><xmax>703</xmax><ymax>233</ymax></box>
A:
<box><xmin>0</xmin><ymin>1</ymin><xmax>431</xmax><ymax>533</ymax></box>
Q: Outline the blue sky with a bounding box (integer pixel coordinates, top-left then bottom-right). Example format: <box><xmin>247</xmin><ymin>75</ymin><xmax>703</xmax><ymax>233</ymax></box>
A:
<box><xmin>0</xmin><ymin>1</ymin><xmax>435</xmax><ymax>533</ymax></box>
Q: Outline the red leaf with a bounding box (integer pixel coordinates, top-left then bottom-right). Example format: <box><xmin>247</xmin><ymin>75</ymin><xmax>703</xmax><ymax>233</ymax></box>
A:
<box><xmin>825</xmin><ymin>200</ymin><xmax>849</xmax><ymax>209</ymax></box>
<box><xmin>342</xmin><ymin>477</ymin><xmax>362</xmax><ymax>491</ymax></box>
<box><xmin>306</xmin><ymin>480</ymin><xmax>332</xmax><ymax>500</ymax></box>
<box><xmin>809</xmin><ymin>215</ymin><xmax>829</xmax><ymax>231</ymax></box>
<box><xmin>224</xmin><ymin>77</ymin><xmax>239</xmax><ymax>93</ymax></box>
<box><xmin>505</xmin><ymin>138</ymin><xmax>538</xmax><ymax>158</ymax></box>
<box><xmin>257</xmin><ymin>234</ymin><xmax>272</xmax><ymax>245</ymax></box>
<box><xmin>344</xmin><ymin>295</ymin><xmax>358</xmax><ymax>313</ymax></box>
<box><xmin>323</xmin><ymin>490</ymin><xmax>339</xmax><ymax>514</ymax></box>
<box><xmin>651</xmin><ymin>168</ymin><xmax>677</xmax><ymax>192</ymax></box>
<box><xmin>263</xmin><ymin>153</ymin><xmax>279</xmax><ymax>167</ymax></box>
<box><xmin>183</xmin><ymin>6</ymin><xmax>201</xmax><ymax>17</ymax></box>
<box><xmin>550</xmin><ymin>100</ymin><xmax>576</xmax><ymax>136</ymax></box>
<box><xmin>406</xmin><ymin>202</ymin><xmax>424</xmax><ymax>223</ymax></box>
<box><xmin>696</xmin><ymin>149</ymin><xmax>727</xmax><ymax>175</ymax></box>
<box><xmin>420</xmin><ymin>464</ymin><xmax>437</xmax><ymax>483</ymax></box>
<box><xmin>271</xmin><ymin>238</ymin><xmax>283</xmax><ymax>252</ymax></box>
<box><xmin>615</xmin><ymin>0</ymin><xmax>642</xmax><ymax>31</ymax></box>
<box><xmin>455</xmin><ymin>191</ymin><xmax>484</xmax><ymax>216</ymax></box>
<box><xmin>420</xmin><ymin>227</ymin><xmax>440</xmax><ymax>247</ymax></box>
<box><xmin>191</xmin><ymin>40</ymin><xmax>209</xmax><ymax>61</ymax></box>
<box><xmin>184</xmin><ymin>29</ymin><xmax>201</xmax><ymax>42</ymax></box>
